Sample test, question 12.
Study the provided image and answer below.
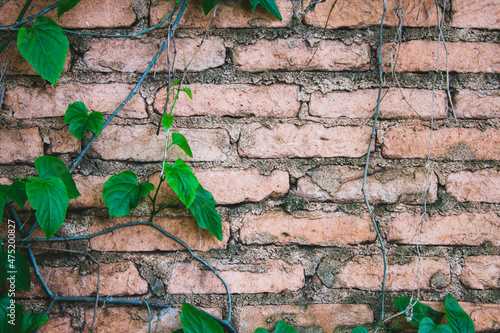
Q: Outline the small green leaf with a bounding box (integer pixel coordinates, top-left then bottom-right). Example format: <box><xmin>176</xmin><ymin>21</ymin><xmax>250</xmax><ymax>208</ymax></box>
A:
<box><xmin>7</xmin><ymin>251</ymin><xmax>31</xmax><ymax>291</ymax></box>
<box><xmin>138</xmin><ymin>182</ymin><xmax>154</xmax><ymax>197</ymax></box>
<box><xmin>445</xmin><ymin>296</ymin><xmax>475</xmax><ymax>333</ymax></box>
<box><xmin>180</xmin><ymin>302</ymin><xmax>224</xmax><ymax>333</ymax></box>
<box><xmin>418</xmin><ymin>317</ymin><xmax>452</xmax><ymax>333</ymax></box>
<box><xmin>0</xmin><ymin>179</ymin><xmax>28</xmax><ymax>208</ymax></box>
<box><xmin>26</xmin><ymin>177</ymin><xmax>69</xmax><ymax>238</ymax></box>
<box><xmin>172</xmin><ymin>133</ymin><xmax>193</xmax><ymax>158</ymax></box>
<box><xmin>64</xmin><ymin>102</ymin><xmax>103</xmax><ymax>140</ymax></box>
<box><xmin>248</xmin><ymin>0</ymin><xmax>282</xmax><ymax>20</ymax></box>
<box><xmin>255</xmin><ymin>329</ymin><xmax>269</xmax><ymax>333</ymax></box>
<box><xmin>201</xmin><ymin>0</ymin><xmax>220</xmax><ymax>15</ymax></box>
<box><xmin>34</xmin><ymin>156</ymin><xmax>80</xmax><ymax>200</ymax></box>
<box><xmin>57</xmin><ymin>0</ymin><xmax>82</xmax><ymax>18</ymax></box>
<box><xmin>275</xmin><ymin>321</ymin><xmax>298</xmax><ymax>333</ymax></box>
<box><xmin>162</xmin><ymin>114</ymin><xmax>175</xmax><ymax>132</ymax></box>
<box><xmin>22</xmin><ymin>312</ymin><xmax>49</xmax><ymax>333</ymax></box>
<box><xmin>181</xmin><ymin>87</ymin><xmax>193</xmax><ymax>99</ymax></box>
<box><xmin>394</xmin><ymin>297</ymin><xmax>445</xmax><ymax>327</ymax></box>
<box><xmin>0</xmin><ymin>195</ymin><xmax>5</xmax><ymax>223</ymax></box>
<box><xmin>353</xmin><ymin>327</ymin><xmax>369</xmax><ymax>333</ymax></box>
<box><xmin>0</xmin><ymin>294</ymin><xmax>24</xmax><ymax>333</ymax></box>
<box><xmin>17</xmin><ymin>17</ymin><xmax>69</xmax><ymax>85</ymax></box>
<box><xmin>163</xmin><ymin>160</ymin><xmax>199</xmax><ymax>208</ymax></box>
<box><xmin>189</xmin><ymin>185</ymin><xmax>222</xmax><ymax>241</ymax></box>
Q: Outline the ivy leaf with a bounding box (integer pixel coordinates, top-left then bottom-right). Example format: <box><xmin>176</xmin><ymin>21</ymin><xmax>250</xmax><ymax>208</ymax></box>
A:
<box><xmin>162</xmin><ymin>114</ymin><xmax>175</xmax><ymax>132</ymax></box>
<box><xmin>189</xmin><ymin>185</ymin><xmax>222</xmax><ymax>241</ymax></box>
<box><xmin>22</xmin><ymin>312</ymin><xmax>49</xmax><ymax>333</ymax></box>
<box><xmin>102</xmin><ymin>171</ymin><xmax>151</xmax><ymax>217</ymax></box>
<box><xmin>8</xmin><ymin>251</ymin><xmax>31</xmax><ymax>291</ymax></box>
<box><xmin>418</xmin><ymin>317</ymin><xmax>452</xmax><ymax>333</ymax></box>
<box><xmin>172</xmin><ymin>133</ymin><xmax>193</xmax><ymax>158</ymax></box>
<box><xmin>64</xmin><ymin>102</ymin><xmax>103</xmax><ymax>140</ymax></box>
<box><xmin>201</xmin><ymin>0</ymin><xmax>220</xmax><ymax>15</ymax></box>
<box><xmin>275</xmin><ymin>321</ymin><xmax>298</xmax><ymax>333</ymax></box>
<box><xmin>445</xmin><ymin>296</ymin><xmax>475</xmax><ymax>333</ymax></box>
<box><xmin>255</xmin><ymin>329</ymin><xmax>269</xmax><ymax>333</ymax></box>
<box><xmin>34</xmin><ymin>156</ymin><xmax>80</xmax><ymax>200</ymax></box>
<box><xmin>394</xmin><ymin>297</ymin><xmax>444</xmax><ymax>327</ymax></box>
<box><xmin>0</xmin><ymin>178</ymin><xmax>28</xmax><ymax>208</ymax></box>
<box><xmin>352</xmin><ymin>327</ymin><xmax>369</xmax><ymax>333</ymax></box>
<box><xmin>26</xmin><ymin>177</ymin><xmax>69</xmax><ymax>239</ymax></box>
<box><xmin>17</xmin><ymin>17</ymin><xmax>69</xmax><ymax>85</ymax></box>
<box><xmin>248</xmin><ymin>0</ymin><xmax>282</xmax><ymax>20</ymax></box>
<box><xmin>180</xmin><ymin>302</ymin><xmax>224</xmax><ymax>333</ymax></box>
<box><xmin>0</xmin><ymin>295</ymin><xmax>24</xmax><ymax>333</ymax></box>
<box><xmin>57</xmin><ymin>0</ymin><xmax>82</xmax><ymax>18</ymax></box>
<box><xmin>163</xmin><ymin>159</ymin><xmax>199</xmax><ymax>208</ymax></box>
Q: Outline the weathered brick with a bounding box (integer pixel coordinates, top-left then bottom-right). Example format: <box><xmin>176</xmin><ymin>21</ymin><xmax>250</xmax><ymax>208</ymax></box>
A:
<box><xmin>89</xmin><ymin>216</ymin><xmax>229</xmax><ymax>251</ymax></box>
<box><xmin>460</xmin><ymin>256</ymin><xmax>500</xmax><ymax>289</ymax></box>
<box><xmin>240</xmin><ymin>211</ymin><xmax>375</xmax><ymax>246</ymax></box>
<box><xmin>239</xmin><ymin>124</ymin><xmax>372</xmax><ymax>158</ymax></box>
<box><xmin>310</xmin><ymin>89</ymin><xmax>448</xmax><ymax>119</ymax></box>
<box><xmin>451</xmin><ymin>0</ymin><xmax>500</xmax><ymax>30</ymax></box>
<box><xmin>329</xmin><ymin>256</ymin><xmax>450</xmax><ymax>291</ymax></box>
<box><xmin>296</xmin><ymin>166</ymin><xmax>437</xmax><ymax>204</ymax></box>
<box><xmin>168</xmin><ymin>260</ymin><xmax>304</xmax><ymax>294</ymax></box>
<box><xmin>389</xmin><ymin>213</ymin><xmax>500</xmax><ymax>246</ymax></box>
<box><xmin>382</xmin><ymin>41</ymin><xmax>500</xmax><ymax>73</ymax></box>
<box><xmin>151</xmin><ymin>0</ymin><xmax>293</xmax><ymax>28</ymax></box>
<box><xmin>68</xmin><ymin>175</ymin><xmax>109</xmax><ymax>209</ymax></box>
<box><xmin>304</xmin><ymin>0</ymin><xmax>439</xmax><ymax>28</ymax></box>
<box><xmin>233</xmin><ymin>38</ymin><xmax>370</xmax><ymax>72</ymax></box>
<box><xmin>154</xmin><ymin>84</ymin><xmax>300</xmax><ymax>118</ymax></box>
<box><xmin>47</xmin><ymin>128</ymin><xmax>81</xmax><ymax>154</ymax></box>
<box><xmin>238</xmin><ymin>304</ymin><xmax>374</xmax><ymax>333</ymax></box>
<box><xmin>4</xmin><ymin>83</ymin><xmax>147</xmax><ymax>119</ymax></box>
<box><xmin>0</xmin><ymin>128</ymin><xmax>43</xmax><ymax>164</ymax></box>
<box><xmin>3</xmin><ymin>43</ymin><xmax>71</xmax><ymax>76</ymax></box>
<box><xmin>85</xmin><ymin>37</ymin><xmax>225</xmax><ymax>73</ymax></box>
<box><xmin>446</xmin><ymin>169</ymin><xmax>500</xmax><ymax>203</ymax></box>
<box><xmin>382</xmin><ymin>126</ymin><xmax>500</xmax><ymax>160</ymax></box>
<box><xmin>90</xmin><ymin>125</ymin><xmax>229</xmax><ymax>162</ymax></box>
<box><xmin>38</xmin><ymin>315</ymin><xmax>72</xmax><ymax>333</ymax></box>
<box><xmin>0</xmin><ymin>0</ymin><xmax>136</xmax><ymax>28</ymax></box>
<box><xmin>455</xmin><ymin>89</ymin><xmax>500</xmax><ymax>119</ymax></box>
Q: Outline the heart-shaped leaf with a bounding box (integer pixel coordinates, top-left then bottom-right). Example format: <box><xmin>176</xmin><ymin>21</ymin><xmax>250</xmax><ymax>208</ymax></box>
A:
<box><xmin>64</xmin><ymin>102</ymin><xmax>103</xmax><ymax>140</ymax></box>
<box><xmin>0</xmin><ymin>178</ymin><xmax>28</xmax><ymax>209</ymax></box>
<box><xmin>57</xmin><ymin>0</ymin><xmax>83</xmax><ymax>18</ymax></box>
<box><xmin>5</xmin><ymin>251</ymin><xmax>31</xmax><ymax>291</ymax></box>
<box><xmin>248</xmin><ymin>0</ymin><xmax>282</xmax><ymax>20</ymax></box>
<box><xmin>394</xmin><ymin>297</ymin><xmax>445</xmax><ymax>327</ymax></box>
<box><xmin>180</xmin><ymin>302</ymin><xmax>223</xmax><ymax>333</ymax></box>
<box><xmin>22</xmin><ymin>312</ymin><xmax>49</xmax><ymax>333</ymax></box>
<box><xmin>0</xmin><ymin>295</ymin><xmax>23</xmax><ymax>333</ymax></box>
<box><xmin>17</xmin><ymin>17</ymin><xmax>69</xmax><ymax>85</ymax></box>
<box><xmin>189</xmin><ymin>185</ymin><xmax>222</xmax><ymax>241</ymax></box>
<box><xmin>201</xmin><ymin>0</ymin><xmax>220</xmax><ymax>15</ymax></box>
<box><xmin>163</xmin><ymin>159</ymin><xmax>199</xmax><ymax>208</ymax></box>
<box><xmin>34</xmin><ymin>156</ymin><xmax>80</xmax><ymax>199</ymax></box>
<box><xmin>102</xmin><ymin>171</ymin><xmax>152</xmax><ymax>217</ymax></box>
<box><xmin>445</xmin><ymin>296</ymin><xmax>475</xmax><ymax>333</ymax></box>
<box><xmin>275</xmin><ymin>321</ymin><xmax>298</xmax><ymax>333</ymax></box>
<box><xmin>162</xmin><ymin>114</ymin><xmax>175</xmax><ymax>132</ymax></box>
<box><xmin>418</xmin><ymin>317</ymin><xmax>452</xmax><ymax>333</ymax></box>
<box><xmin>172</xmin><ymin>133</ymin><xmax>193</xmax><ymax>157</ymax></box>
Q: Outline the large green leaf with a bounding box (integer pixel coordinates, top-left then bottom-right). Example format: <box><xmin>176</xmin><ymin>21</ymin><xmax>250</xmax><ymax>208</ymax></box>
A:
<box><xmin>0</xmin><ymin>194</ymin><xmax>5</xmax><ymax>223</ymax></box>
<box><xmin>201</xmin><ymin>0</ymin><xmax>220</xmax><ymax>15</ymax></box>
<box><xmin>248</xmin><ymin>0</ymin><xmax>282</xmax><ymax>20</ymax></box>
<box><xmin>352</xmin><ymin>327</ymin><xmax>369</xmax><ymax>333</ymax></box>
<box><xmin>57</xmin><ymin>0</ymin><xmax>82</xmax><ymax>18</ymax></box>
<box><xmin>275</xmin><ymin>321</ymin><xmax>298</xmax><ymax>333</ymax></box>
<box><xmin>5</xmin><ymin>251</ymin><xmax>31</xmax><ymax>291</ymax></box>
<box><xmin>0</xmin><ymin>295</ymin><xmax>23</xmax><ymax>333</ymax></box>
<box><xmin>172</xmin><ymin>133</ymin><xmax>193</xmax><ymax>158</ymax></box>
<box><xmin>34</xmin><ymin>156</ymin><xmax>80</xmax><ymax>199</ymax></box>
<box><xmin>180</xmin><ymin>302</ymin><xmax>224</xmax><ymax>333</ymax></box>
<box><xmin>0</xmin><ymin>248</ymin><xmax>6</xmax><ymax>283</ymax></box>
<box><xmin>394</xmin><ymin>297</ymin><xmax>445</xmax><ymax>327</ymax></box>
<box><xmin>22</xmin><ymin>312</ymin><xmax>49</xmax><ymax>333</ymax></box>
<box><xmin>418</xmin><ymin>318</ymin><xmax>452</xmax><ymax>333</ymax></box>
<box><xmin>189</xmin><ymin>185</ymin><xmax>222</xmax><ymax>241</ymax></box>
<box><xmin>26</xmin><ymin>177</ymin><xmax>69</xmax><ymax>239</ymax></box>
<box><xmin>0</xmin><ymin>178</ymin><xmax>28</xmax><ymax>208</ymax></box>
<box><xmin>17</xmin><ymin>17</ymin><xmax>69</xmax><ymax>85</ymax></box>
<box><xmin>64</xmin><ymin>101</ymin><xmax>103</xmax><ymax>140</ymax></box>
<box><xmin>445</xmin><ymin>296</ymin><xmax>475</xmax><ymax>333</ymax></box>
<box><xmin>163</xmin><ymin>159</ymin><xmax>199</xmax><ymax>208</ymax></box>
<box><xmin>102</xmin><ymin>171</ymin><xmax>152</xmax><ymax>217</ymax></box>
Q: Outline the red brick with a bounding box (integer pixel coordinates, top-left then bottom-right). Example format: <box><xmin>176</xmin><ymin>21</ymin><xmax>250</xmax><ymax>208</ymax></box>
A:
<box><xmin>382</xmin><ymin>126</ymin><xmax>500</xmax><ymax>160</ymax></box>
<box><xmin>389</xmin><ymin>212</ymin><xmax>500</xmax><ymax>246</ymax></box>
<box><xmin>452</xmin><ymin>0</ymin><xmax>500</xmax><ymax>30</ymax></box>
<box><xmin>304</xmin><ymin>0</ymin><xmax>439</xmax><ymax>28</ymax></box>
<box><xmin>233</xmin><ymin>38</ymin><xmax>370</xmax><ymax>72</ymax></box>
<box><xmin>239</xmin><ymin>124</ymin><xmax>372</xmax><ymax>158</ymax></box>
<box><xmin>310</xmin><ymin>89</ymin><xmax>448</xmax><ymax>119</ymax></box>
<box><xmin>89</xmin><ymin>216</ymin><xmax>229</xmax><ymax>252</ymax></box>
<box><xmin>240</xmin><ymin>211</ymin><xmax>375</xmax><ymax>246</ymax></box>
<box><xmin>238</xmin><ymin>304</ymin><xmax>374</xmax><ymax>333</ymax></box>
<box><xmin>47</xmin><ymin>128</ymin><xmax>81</xmax><ymax>154</ymax></box>
<box><xmin>4</xmin><ymin>83</ymin><xmax>147</xmax><ymax>119</ymax></box>
<box><xmin>168</xmin><ymin>260</ymin><xmax>304</xmax><ymax>294</ymax></box>
<box><xmin>69</xmin><ymin>175</ymin><xmax>110</xmax><ymax>209</ymax></box>
<box><xmin>446</xmin><ymin>169</ymin><xmax>500</xmax><ymax>203</ymax></box>
<box><xmin>460</xmin><ymin>256</ymin><xmax>500</xmax><ymax>289</ymax></box>
<box><xmin>382</xmin><ymin>41</ymin><xmax>500</xmax><ymax>73</ymax></box>
<box><xmin>85</xmin><ymin>37</ymin><xmax>225</xmax><ymax>73</ymax></box>
<box><xmin>460</xmin><ymin>303</ymin><xmax>500</xmax><ymax>332</ymax></box>
<box><xmin>0</xmin><ymin>128</ymin><xmax>43</xmax><ymax>164</ymax></box>
<box><xmin>455</xmin><ymin>89</ymin><xmax>500</xmax><ymax>119</ymax></box>
<box><xmin>0</xmin><ymin>0</ymin><xmax>136</xmax><ymax>28</ymax></box>
<box><xmin>90</xmin><ymin>125</ymin><xmax>229</xmax><ymax>162</ymax></box>
<box><xmin>38</xmin><ymin>315</ymin><xmax>72</xmax><ymax>333</ymax></box>
<box><xmin>151</xmin><ymin>0</ymin><xmax>293</xmax><ymax>28</ymax></box>
<box><xmin>330</xmin><ymin>256</ymin><xmax>450</xmax><ymax>291</ymax></box>
<box><xmin>296</xmin><ymin>166</ymin><xmax>437</xmax><ymax>204</ymax></box>
<box><xmin>154</xmin><ymin>84</ymin><xmax>300</xmax><ymax>118</ymax></box>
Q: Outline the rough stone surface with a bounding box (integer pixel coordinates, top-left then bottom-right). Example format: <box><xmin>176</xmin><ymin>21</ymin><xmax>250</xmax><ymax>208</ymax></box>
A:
<box><xmin>451</xmin><ymin>0</ymin><xmax>500</xmax><ymax>29</ymax></box>
<box><xmin>38</xmin><ymin>316</ymin><xmax>72</xmax><ymax>333</ymax></box>
<box><xmin>47</xmin><ymin>128</ymin><xmax>81</xmax><ymax>154</ymax></box>
<box><xmin>154</xmin><ymin>84</ymin><xmax>300</xmax><ymax>117</ymax></box>
<box><xmin>460</xmin><ymin>256</ymin><xmax>500</xmax><ymax>289</ymax></box>
<box><xmin>455</xmin><ymin>89</ymin><xmax>500</xmax><ymax>118</ymax></box>
<box><xmin>446</xmin><ymin>169</ymin><xmax>500</xmax><ymax>203</ymax></box>
<box><xmin>0</xmin><ymin>128</ymin><xmax>43</xmax><ymax>164</ymax></box>
<box><xmin>233</xmin><ymin>38</ymin><xmax>371</xmax><ymax>72</ymax></box>
<box><xmin>310</xmin><ymin>89</ymin><xmax>448</xmax><ymax>119</ymax></box>
<box><xmin>69</xmin><ymin>175</ymin><xmax>110</xmax><ymax>209</ymax></box>
<box><xmin>240</xmin><ymin>211</ymin><xmax>376</xmax><ymax>246</ymax></box>
<box><xmin>389</xmin><ymin>213</ymin><xmax>500</xmax><ymax>246</ymax></box>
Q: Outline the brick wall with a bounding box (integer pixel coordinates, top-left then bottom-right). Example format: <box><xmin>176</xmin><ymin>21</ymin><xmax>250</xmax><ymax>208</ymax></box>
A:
<box><xmin>1</xmin><ymin>0</ymin><xmax>500</xmax><ymax>331</ymax></box>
